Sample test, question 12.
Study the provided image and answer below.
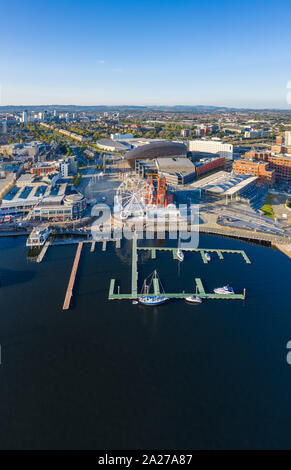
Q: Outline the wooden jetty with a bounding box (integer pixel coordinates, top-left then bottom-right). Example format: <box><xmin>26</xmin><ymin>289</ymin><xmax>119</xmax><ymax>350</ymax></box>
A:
<box><xmin>63</xmin><ymin>242</ymin><xmax>83</xmax><ymax>310</ymax></box>
<box><xmin>36</xmin><ymin>241</ymin><xmax>50</xmax><ymax>263</ymax></box>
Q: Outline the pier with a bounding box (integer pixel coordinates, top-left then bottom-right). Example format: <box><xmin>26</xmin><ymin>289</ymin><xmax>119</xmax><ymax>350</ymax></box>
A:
<box><xmin>36</xmin><ymin>241</ymin><xmax>50</xmax><ymax>263</ymax></box>
<box><xmin>63</xmin><ymin>242</ymin><xmax>83</xmax><ymax>310</ymax></box>
<box><xmin>108</xmin><ymin>241</ymin><xmax>248</xmax><ymax>301</ymax></box>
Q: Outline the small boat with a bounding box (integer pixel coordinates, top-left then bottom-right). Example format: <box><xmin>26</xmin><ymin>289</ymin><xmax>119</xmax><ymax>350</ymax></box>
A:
<box><xmin>177</xmin><ymin>248</ymin><xmax>184</xmax><ymax>262</ymax></box>
<box><xmin>185</xmin><ymin>296</ymin><xmax>202</xmax><ymax>304</ymax></box>
<box><xmin>213</xmin><ymin>285</ymin><xmax>235</xmax><ymax>295</ymax></box>
<box><xmin>132</xmin><ymin>300</ymin><xmax>138</xmax><ymax>305</ymax></box>
<box><xmin>139</xmin><ymin>270</ymin><xmax>169</xmax><ymax>306</ymax></box>
<box><xmin>205</xmin><ymin>252</ymin><xmax>211</xmax><ymax>262</ymax></box>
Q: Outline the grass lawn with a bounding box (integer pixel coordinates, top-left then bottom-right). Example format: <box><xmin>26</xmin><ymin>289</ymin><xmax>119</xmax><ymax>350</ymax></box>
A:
<box><xmin>261</xmin><ymin>193</ymin><xmax>274</xmax><ymax>218</ymax></box>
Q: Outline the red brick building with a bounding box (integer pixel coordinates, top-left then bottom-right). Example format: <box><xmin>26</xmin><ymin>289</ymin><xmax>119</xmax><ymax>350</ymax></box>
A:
<box><xmin>195</xmin><ymin>156</ymin><xmax>225</xmax><ymax>177</ymax></box>
<box><xmin>232</xmin><ymin>158</ymin><xmax>275</xmax><ymax>185</ymax></box>
<box><xmin>238</xmin><ymin>151</ymin><xmax>291</xmax><ymax>183</ymax></box>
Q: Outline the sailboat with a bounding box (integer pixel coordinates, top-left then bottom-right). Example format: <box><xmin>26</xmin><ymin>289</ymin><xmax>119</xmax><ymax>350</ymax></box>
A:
<box><xmin>139</xmin><ymin>270</ymin><xmax>169</xmax><ymax>306</ymax></box>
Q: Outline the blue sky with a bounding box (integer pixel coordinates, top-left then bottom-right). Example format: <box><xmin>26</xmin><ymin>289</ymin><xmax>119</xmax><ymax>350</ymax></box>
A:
<box><xmin>1</xmin><ymin>0</ymin><xmax>291</xmax><ymax>107</ymax></box>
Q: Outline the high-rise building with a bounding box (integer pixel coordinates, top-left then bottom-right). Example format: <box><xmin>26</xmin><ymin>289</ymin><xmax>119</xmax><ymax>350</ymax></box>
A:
<box><xmin>1</xmin><ymin>121</ymin><xmax>7</xmax><ymax>134</ymax></box>
<box><xmin>284</xmin><ymin>131</ymin><xmax>291</xmax><ymax>146</ymax></box>
<box><xmin>60</xmin><ymin>161</ymin><xmax>70</xmax><ymax>178</ymax></box>
<box><xmin>22</xmin><ymin>110</ymin><xmax>28</xmax><ymax>123</ymax></box>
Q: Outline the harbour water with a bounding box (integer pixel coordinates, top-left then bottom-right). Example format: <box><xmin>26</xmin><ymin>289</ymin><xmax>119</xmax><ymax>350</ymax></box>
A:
<box><xmin>0</xmin><ymin>234</ymin><xmax>291</xmax><ymax>449</ymax></box>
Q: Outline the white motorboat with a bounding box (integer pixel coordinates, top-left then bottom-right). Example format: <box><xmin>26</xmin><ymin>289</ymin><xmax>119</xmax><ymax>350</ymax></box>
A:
<box><xmin>213</xmin><ymin>285</ymin><xmax>235</xmax><ymax>295</ymax></box>
<box><xmin>177</xmin><ymin>248</ymin><xmax>184</xmax><ymax>262</ymax></box>
<box><xmin>185</xmin><ymin>296</ymin><xmax>202</xmax><ymax>304</ymax></box>
<box><xmin>205</xmin><ymin>252</ymin><xmax>211</xmax><ymax>262</ymax></box>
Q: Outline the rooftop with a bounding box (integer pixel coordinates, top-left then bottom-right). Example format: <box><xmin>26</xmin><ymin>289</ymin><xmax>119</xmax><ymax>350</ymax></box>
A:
<box><xmin>190</xmin><ymin>170</ymin><xmax>257</xmax><ymax>195</ymax></box>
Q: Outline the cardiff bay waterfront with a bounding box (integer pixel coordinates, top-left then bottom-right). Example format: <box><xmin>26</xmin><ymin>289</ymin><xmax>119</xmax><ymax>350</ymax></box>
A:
<box><xmin>1</xmin><ymin>0</ymin><xmax>291</xmax><ymax>457</ymax></box>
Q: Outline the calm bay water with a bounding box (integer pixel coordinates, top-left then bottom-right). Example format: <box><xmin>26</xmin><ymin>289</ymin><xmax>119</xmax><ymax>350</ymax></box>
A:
<box><xmin>0</xmin><ymin>234</ymin><xmax>291</xmax><ymax>449</ymax></box>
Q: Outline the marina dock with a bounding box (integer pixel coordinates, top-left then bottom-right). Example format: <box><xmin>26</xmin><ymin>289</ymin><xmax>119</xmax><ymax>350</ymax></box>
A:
<box><xmin>63</xmin><ymin>242</ymin><xmax>83</xmax><ymax>310</ymax></box>
<box><xmin>108</xmin><ymin>241</ymin><xmax>248</xmax><ymax>301</ymax></box>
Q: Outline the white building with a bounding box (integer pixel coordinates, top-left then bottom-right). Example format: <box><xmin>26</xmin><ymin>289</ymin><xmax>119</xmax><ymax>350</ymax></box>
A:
<box><xmin>60</xmin><ymin>161</ymin><xmax>70</xmax><ymax>178</ymax></box>
<box><xmin>22</xmin><ymin>111</ymin><xmax>28</xmax><ymax>123</ymax></box>
<box><xmin>285</xmin><ymin>131</ymin><xmax>291</xmax><ymax>146</ymax></box>
<box><xmin>188</xmin><ymin>140</ymin><xmax>233</xmax><ymax>160</ymax></box>
<box><xmin>96</xmin><ymin>139</ymin><xmax>131</xmax><ymax>152</ymax></box>
<box><xmin>110</xmin><ymin>133</ymin><xmax>133</xmax><ymax>140</ymax></box>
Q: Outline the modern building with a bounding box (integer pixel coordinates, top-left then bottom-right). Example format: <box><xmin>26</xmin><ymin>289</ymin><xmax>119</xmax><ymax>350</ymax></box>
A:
<box><xmin>0</xmin><ymin>177</ymin><xmax>86</xmax><ymax>220</ymax></box>
<box><xmin>96</xmin><ymin>139</ymin><xmax>131</xmax><ymax>152</ymax></box>
<box><xmin>32</xmin><ymin>192</ymin><xmax>86</xmax><ymax>221</ymax></box>
<box><xmin>188</xmin><ymin>140</ymin><xmax>233</xmax><ymax>160</ymax></box>
<box><xmin>285</xmin><ymin>131</ymin><xmax>291</xmax><ymax>146</ymax></box>
<box><xmin>190</xmin><ymin>171</ymin><xmax>258</xmax><ymax>201</ymax></box>
<box><xmin>60</xmin><ymin>161</ymin><xmax>70</xmax><ymax>178</ymax></box>
<box><xmin>155</xmin><ymin>157</ymin><xmax>196</xmax><ymax>185</ymax></box>
<box><xmin>110</xmin><ymin>133</ymin><xmax>133</xmax><ymax>140</ymax></box>
<box><xmin>22</xmin><ymin>110</ymin><xmax>28</xmax><ymax>123</ymax></box>
<box><xmin>125</xmin><ymin>141</ymin><xmax>187</xmax><ymax>168</ymax></box>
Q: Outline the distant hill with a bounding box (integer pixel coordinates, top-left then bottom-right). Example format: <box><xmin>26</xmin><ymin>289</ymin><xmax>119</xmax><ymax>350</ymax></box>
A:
<box><xmin>0</xmin><ymin>104</ymin><xmax>290</xmax><ymax>113</ymax></box>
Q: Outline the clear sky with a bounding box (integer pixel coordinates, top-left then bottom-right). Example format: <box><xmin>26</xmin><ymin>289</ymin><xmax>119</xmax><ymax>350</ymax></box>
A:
<box><xmin>1</xmin><ymin>0</ymin><xmax>291</xmax><ymax>108</ymax></box>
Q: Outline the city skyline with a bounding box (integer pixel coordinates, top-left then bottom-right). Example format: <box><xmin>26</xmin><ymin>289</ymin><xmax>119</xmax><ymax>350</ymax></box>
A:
<box><xmin>1</xmin><ymin>0</ymin><xmax>291</xmax><ymax>108</ymax></box>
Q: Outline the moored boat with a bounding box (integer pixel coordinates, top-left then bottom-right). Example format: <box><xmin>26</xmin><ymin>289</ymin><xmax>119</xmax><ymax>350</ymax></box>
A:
<box><xmin>139</xmin><ymin>295</ymin><xmax>168</xmax><ymax>306</ymax></box>
<box><xmin>138</xmin><ymin>270</ymin><xmax>169</xmax><ymax>306</ymax></box>
<box><xmin>213</xmin><ymin>285</ymin><xmax>234</xmax><ymax>295</ymax></box>
<box><xmin>205</xmin><ymin>252</ymin><xmax>211</xmax><ymax>262</ymax></box>
<box><xmin>185</xmin><ymin>296</ymin><xmax>202</xmax><ymax>304</ymax></box>
<box><xmin>177</xmin><ymin>248</ymin><xmax>184</xmax><ymax>262</ymax></box>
